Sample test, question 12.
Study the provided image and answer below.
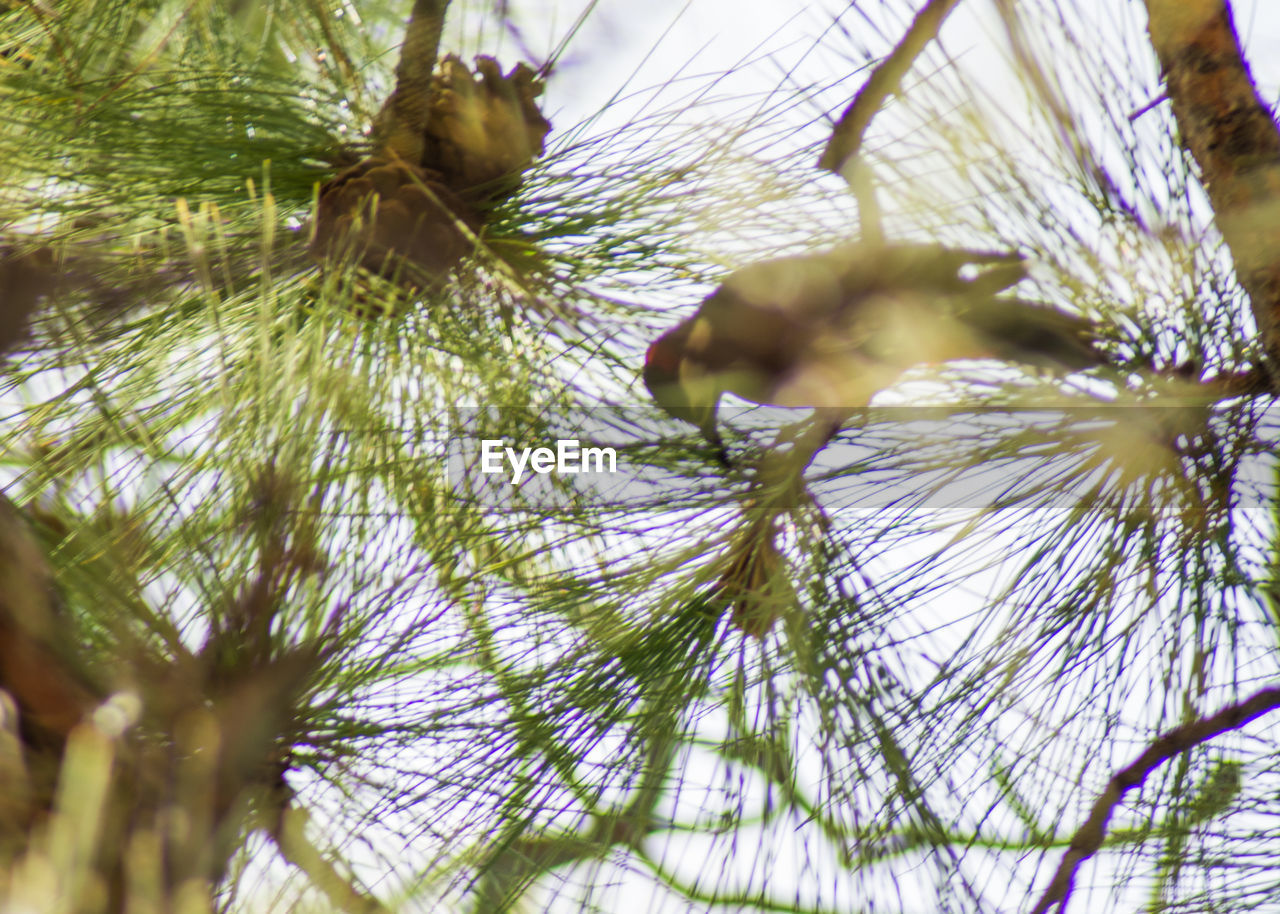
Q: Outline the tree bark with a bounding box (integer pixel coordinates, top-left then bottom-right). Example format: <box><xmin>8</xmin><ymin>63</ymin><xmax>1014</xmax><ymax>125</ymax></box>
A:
<box><xmin>1144</xmin><ymin>0</ymin><xmax>1280</xmax><ymax>368</ymax></box>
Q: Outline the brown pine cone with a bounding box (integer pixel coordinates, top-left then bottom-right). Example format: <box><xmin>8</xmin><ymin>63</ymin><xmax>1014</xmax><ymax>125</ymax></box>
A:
<box><xmin>421</xmin><ymin>55</ymin><xmax>552</xmax><ymax>204</ymax></box>
<box><xmin>309</xmin><ymin>157</ymin><xmax>481</xmax><ymax>283</ymax></box>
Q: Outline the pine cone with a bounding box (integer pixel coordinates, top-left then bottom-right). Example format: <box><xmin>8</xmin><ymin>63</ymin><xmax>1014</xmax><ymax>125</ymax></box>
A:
<box><xmin>310</xmin><ymin>55</ymin><xmax>550</xmax><ymax>292</ymax></box>
<box><xmin>310</xmin><ymin>158</ymin><xmax>480</xmax><ymax>283</ymax></box>
<box><xmin>421</xmin><ymin>55</ymin><xmax>552</xmax><ymax>204</ymax></box>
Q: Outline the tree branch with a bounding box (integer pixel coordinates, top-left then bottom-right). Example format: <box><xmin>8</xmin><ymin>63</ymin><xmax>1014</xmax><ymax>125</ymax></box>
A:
<box><xmin>0</xmin><ymin>497</ymin><xmax>101</xmax><ymax>747</ymax></box>
<box><xmin>373</xmin><ymin>0</ymin><xmax>451</xmax><ymax>161</ymax></box>
<box><xmin>470</xmin><ymin>718</ymin><xmax>680</xmax><ymax>912</ymax></box>
<box><xmin>1144</xmin><ymin>0</ymin><xmax>1280</xmax><ymax>368</ymax></box>
<box><xmin>1030</xmin><ymin>684</ymin><xmax>1280</xmax><ymax>914</ymax></box>
<box><xmin>817</xmin><ymin>0</ymin><xmax>963</xmax><ymax>175</ymax></box>
<box><xmin>274</xmin><ymin>804</ymin><xmax>389</xmax><ymax>914</ymax></box>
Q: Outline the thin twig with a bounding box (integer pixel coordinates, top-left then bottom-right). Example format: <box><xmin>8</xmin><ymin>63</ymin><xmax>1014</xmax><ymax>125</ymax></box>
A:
<box><xmin>1127</xmin><ymin>91</ymin><xmax>1168</xmax><ymax>123</ymax></box>
<box><xmin>1030</xmin><ymin>684</ymin><xmax>1280</xmax><ymax>914</ymax></box>
<box><xmin>817</xmin><ymin>0</ymin><xmax>963</xmax><ymax>175</ymax></box>
<box><xmin>275</xmin><ymin>804</ymin><xmax>390</xmax><ymax>914</ymax></box>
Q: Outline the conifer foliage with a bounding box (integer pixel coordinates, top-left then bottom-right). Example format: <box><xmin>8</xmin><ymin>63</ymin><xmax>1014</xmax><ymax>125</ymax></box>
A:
<box><xmin>2</xmin><ymin>1</ymin><xmax>1280</xmax><ymax>913</ymax></box>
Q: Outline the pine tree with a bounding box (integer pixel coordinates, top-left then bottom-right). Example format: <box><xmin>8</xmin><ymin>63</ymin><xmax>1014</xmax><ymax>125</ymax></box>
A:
<box><xmin>1</xmin><ymin>0</ymin><xmax>1279</xmax><ymax>912</ymax></box>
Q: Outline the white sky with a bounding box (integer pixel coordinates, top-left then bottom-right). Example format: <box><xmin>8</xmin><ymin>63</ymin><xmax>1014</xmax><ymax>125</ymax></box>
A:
<box><xmin>520</xmin><ymin>0</ymin><xmax>1280</xmax><ymax>146</ymax></box>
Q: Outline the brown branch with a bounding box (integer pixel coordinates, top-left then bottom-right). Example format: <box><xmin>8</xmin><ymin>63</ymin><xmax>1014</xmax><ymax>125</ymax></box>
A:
<box><xmin>0</xmin><ymin>247</ymin><xmax>55</xmax><ymax>362</ymax></box>
<box><xmin>395</xmin><ymin>0</ymin><xmax>448</xmax><ymax>101</ymax></box>
<box><xmin>372</xmin><ymin>0</ymin><xmax>451</xmax><ymax>161</ymax></box>
<box><xmin>1144</xmin><ymin>0</ymin><xmax>1280</xmax><ymax>368</ymax></box>
<box><xmin>1030</xmin><ymin>684</ymin><xmax>1280</xmax><ymax>914</ymax></box>
<box><xmin>818</xmin><ymin>0</ymin><xmax>963</xmax><ymax>175</ymax></box>
<box><xmin>0</xmin><ymin>497</ymin><xmax>101</xmax><ymax>749</ymax></box>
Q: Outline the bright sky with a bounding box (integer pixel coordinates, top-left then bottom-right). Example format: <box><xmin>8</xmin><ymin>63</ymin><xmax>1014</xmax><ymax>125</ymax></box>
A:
<box><xmin>518</xmin><ymin>0</ymin><xmax>1280</xmax><ymax>148</ymax></box>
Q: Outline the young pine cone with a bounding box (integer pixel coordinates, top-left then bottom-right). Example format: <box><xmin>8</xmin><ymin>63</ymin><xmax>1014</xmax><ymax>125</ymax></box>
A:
<box><xmin>309</xmin><ymin>158</ymin><xmax>480</xmax><ymax>283</ymax></box>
